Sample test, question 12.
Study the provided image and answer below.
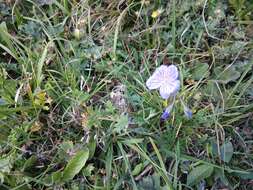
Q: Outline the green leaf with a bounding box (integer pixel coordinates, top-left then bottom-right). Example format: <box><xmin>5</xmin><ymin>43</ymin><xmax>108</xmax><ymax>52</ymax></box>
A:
<box><xmin>36</xmin><ymin>44</ymin><xmax>48</xmax><ymax>88</ymax></box>
<box><xmin>214</xmin><ymin>168</ymin><xmax>232</xmax><ymax>188</ymax></box>
<box><xmin>220</xmin><ymin>142</ymin><xmax>234</xmax><ymax>163</ymax></box>
<box><xmin>132</xmin><ymin>163</ymin><xmax>143</xmax><ymax>176</ymax></box>
<box><xmin>0</xmin><ymin>172</ymin><xmax>4</xmax><ymax>183</ymax></box>
<box><xmin>232</xmin><ymin>171</ymin><xmax>253</xmax><ymax>180</ymax></box>
<box><xmin>82</xmin><ymin>164</ymin><xmax>95</xmax><ymax>177</ymax></box>
<box><xmin>0</xmin><ymin>154</ymin><xmax>15</xmax><ymax>173</ymax></box>
<box><xmin>187</xmin><ymin>164</ymin><xmax>214</xmax><ymax>186</ymax></box>
<box><xmin>0</xmin><ymin>22</ymin><xmax>18</xmax><ymax>60</ymax></box>
<box><xmin>57</xmin><ymin>141</ymin><xmax>74</xmax><ymax>161</ymax></box>
<box><xmin>62</xmin><ymin>148</ymin><xmax>89</xmax><ymax>182</ymax></box>
<box><xmin>22</xmin><ymin>155</ymin><xmax>37</xmax><ymax>172</ymax></box>
<box><xmin>87</xmin><ymin>139</ymin><xmax>96</xmax><ymax>159</ymax></box>
<box><xmin>201</xmin><ymin>81</ymin><xmax>220</xmax><ymax>100</ymax></box>
<box><xmin>137</xmin><ymin>174</ymin><xmax>162</xmax><ymax>190</ymax></box>
<box><xmin>113</xmin><ymin>114</ymin><xmax>128</xmax><ymax>133</ymax></box>
<box><xmin>21</xmin><ymin>21</ymin><xmax>42</xmax><ymax>38</ymax></box>
<box><xmin>52</xmin><ymin>170</ymin><xmax>63</xmax><ymax>184</ymax></box>
<box><xmin>191</xmin><ymin>63</ymin><xmax>209</xmax><ymax>80</ymax></box>
<box><xmin>214</xmin><ymin>66</ymin><xmax>240</xmax><ymax>84</ymax></box>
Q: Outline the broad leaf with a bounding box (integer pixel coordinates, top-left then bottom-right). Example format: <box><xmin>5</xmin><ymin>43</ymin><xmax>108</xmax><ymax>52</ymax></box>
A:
<box><xmin>191</xmin><ymin>63</ymin><xmax>209</xmax><ymax>80</ymax></box>
<box><xmin>137</xmin><ymin>174</ymin><xmax>161</xmax><ymax>190</ymax></box>
<box><xmin>214</xmin><ymin>66</ymin><xmax>240</xmax><ymax>84</ymax></box>
<box><xmin>220</xmin><ymin>142</ymin><xmax>234</xmax><ymax>163</ymax></box>
<box><xmin>187</xmin><ymin>164</ymin><xmax>214</xmax><ymax>186</ymax></box>
<box><xmin>232</xmin><ymin>171</ymin><xmax>253</xmax><ymax>180</ymax></box>
<box><xmin>62</xmin><ymin>148</ymin><xmax>89</xmax><ymax>182</ymax></box>
<box><xmin>214</xmin><ymin>168</ymin><xmax>232</xmax><ymax>188</ymax></box>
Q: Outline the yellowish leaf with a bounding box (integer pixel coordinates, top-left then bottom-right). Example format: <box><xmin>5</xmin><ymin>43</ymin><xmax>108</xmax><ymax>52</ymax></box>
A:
<box><xmin>30</xmin><ymin>121</ymin><xmax>42</xmax><ymax>132</ymax></box>
<box><xmin>34</xmin><ymin>91</ymin><xmax>46</xmax><ymax>106</ymax></box>
<box><xmin>34</xmin><ymin>91</ymin><xmax>52</xmax><ymax>110</ymax></box>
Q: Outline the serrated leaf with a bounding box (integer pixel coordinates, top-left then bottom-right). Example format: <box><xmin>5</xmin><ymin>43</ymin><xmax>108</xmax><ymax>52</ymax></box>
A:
<box><xmin>113</xmin><ymin>114</ymin><xmax>128</xmax><ymax>133</ymax></box>
<box><xmin>57</xmin><ymin>141</ymin><xmax>74</xmax><ymax>161</ymax></box>
<box><xmin>214</xmin><ymin>66</ymin><xmax>240</xmax><ymax>84</ymax></box>
<box><xmin>220</xmin><ymin>142</ymin><xmax>234</xmax><ymax>163</ymax></box>
<box><xmin>0</xmin><ymin>154</ymin><xmax>15</xmax><ymax>173</ymax></box>
<box><xmin>21</xmin><ymin>21</ymin><xmax>42</xmax><ymax>38</ymax></box>
<box><xmin>82</xmin><ymin>164</ymin><xmax>95</xmax><ymax>177</ymax></box>
<box><xmin>62</xmin><ymin>148</ymin><xmax>89</xmax><ymax>182</ymax></box>
<box><xmin>187</xmin><ymin>164</ymin><xmax>214</xmax><ymax>186</ymax></box>
<box><xmin>191</xmin><ymin>63</ymin><xmax>210</xmax><ymax>80</ymax></box>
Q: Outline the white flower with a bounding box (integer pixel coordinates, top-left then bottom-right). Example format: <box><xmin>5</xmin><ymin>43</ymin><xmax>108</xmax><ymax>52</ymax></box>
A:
<box><xmin>146</xmin><ymin>65</ymin><xmax>180</xmax><ymax>99</ymax></box>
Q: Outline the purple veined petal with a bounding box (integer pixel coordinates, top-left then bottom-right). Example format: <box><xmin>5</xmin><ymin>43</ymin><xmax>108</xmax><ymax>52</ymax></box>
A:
<box><xmin>146</xmin><ymin>74</ymin><xmax>162</xmax><ymax>90</ymax></box>
<box><xmin>159</xmin><ymin>80</ymin><xmax>180</xmax><ymax>99</ymax></box>
<box><xmin>146</xmin><ymin>65</ymin><xmax>169</xmax><ymax>90</ymax></box>
<box><xmin>155</xmin><ymin>65</ymin><xmax>179</xmax><ymax>81</ymax></box>
<box><xmin>165</xmin><ymin>65</ymin><xmax>179</xmax><ymax>80</ymax></box>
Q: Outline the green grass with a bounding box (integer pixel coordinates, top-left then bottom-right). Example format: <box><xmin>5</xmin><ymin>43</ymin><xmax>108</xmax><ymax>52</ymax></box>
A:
<box><xmin>0</xmin><ymin>0</ymin><xmax>253</xmax><ymax>189</ymax></box>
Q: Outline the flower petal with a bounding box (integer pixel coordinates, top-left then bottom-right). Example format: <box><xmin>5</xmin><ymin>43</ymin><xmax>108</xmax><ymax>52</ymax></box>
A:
<box><xmin>146</xmin><ymin>65</ymin><xmax>168</xmax><ymax>89</ymax></box>
<box><xmin>159</xmin><ymin>80</ymin><xmax>180</xmax><ymax>99</ymax></box>
<box><xmin>165</xmin><ymin>65</ymin><xmax>179</xmax><ymax>80</ymax></box>
<box><xmin>146</xmin><ymin>76</ymin><xmax>162</xmax><ymax>90</ymax></box>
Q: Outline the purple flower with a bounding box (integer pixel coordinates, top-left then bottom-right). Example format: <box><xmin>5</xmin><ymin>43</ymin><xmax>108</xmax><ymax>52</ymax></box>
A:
<box><xmin>146</xmin><ymin>65</ymin><xmax>180</xmax><ymax>99</ymax></box>
<box><xmin>160</xmin><ymin>103</ymin><xmax>174</xmax><ymax>121</ymax></box>
<box><xmin>161</xmin><ymin>109</ymin><xmax>170</xmax><ymax>120</ymax></box>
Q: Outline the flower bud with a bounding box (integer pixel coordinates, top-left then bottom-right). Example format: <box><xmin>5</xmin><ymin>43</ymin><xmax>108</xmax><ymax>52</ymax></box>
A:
<box><xmin>183</xmin><ymin>105</ymin><xmax>192</xmax><ymax>119</ymax></box>
<box><xmin>160</xmin><ymin>104</ymin><xmax>174</xmax><ymax>121</ymax></box>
